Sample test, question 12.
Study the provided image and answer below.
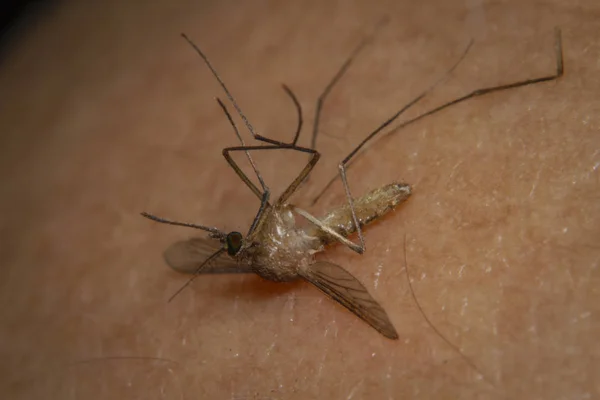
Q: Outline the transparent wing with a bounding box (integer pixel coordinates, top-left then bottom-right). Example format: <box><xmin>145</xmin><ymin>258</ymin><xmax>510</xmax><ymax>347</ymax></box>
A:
<box><xmin>163</xmin><ymin>238</ymin><xmax>252</xmax><ymax>274</ymax></box>
<box><xmin>299</xmin><ymin>261</ymin><xmax>398</xmax><ymax>339</ymax></box>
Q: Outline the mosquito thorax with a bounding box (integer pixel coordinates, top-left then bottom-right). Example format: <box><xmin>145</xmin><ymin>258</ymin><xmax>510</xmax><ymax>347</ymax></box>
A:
<box><xmin>225</xmin><ymin>231</ymin><xmax>243</xmax><ymax>256</ymax></box>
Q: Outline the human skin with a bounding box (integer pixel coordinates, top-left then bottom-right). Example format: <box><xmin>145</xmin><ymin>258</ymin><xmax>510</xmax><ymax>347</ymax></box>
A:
<box><xmin>1</xmin><ymin>0</ymin><xmax>599</xmax><ymax>399</ymax></box>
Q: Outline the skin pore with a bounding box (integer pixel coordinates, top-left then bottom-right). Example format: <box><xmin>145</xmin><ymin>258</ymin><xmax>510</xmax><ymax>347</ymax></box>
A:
<box><xmin>1</xmin><ymin>0</ymin><xmax>598</xmax><ymax>399</ymax></box>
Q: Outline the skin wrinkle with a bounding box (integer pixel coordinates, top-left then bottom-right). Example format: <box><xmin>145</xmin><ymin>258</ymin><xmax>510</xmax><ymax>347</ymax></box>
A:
<box><xmin>1</xmin><ymin>0</ymin><xmax>599</xmax><ymax>399</ymax></box>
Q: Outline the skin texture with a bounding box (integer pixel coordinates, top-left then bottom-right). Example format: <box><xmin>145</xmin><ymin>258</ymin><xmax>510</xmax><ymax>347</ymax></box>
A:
<box><xmin>1</xmin><ymin>0</ymin><xmax>599</xmax><ymax>398</ymax></box>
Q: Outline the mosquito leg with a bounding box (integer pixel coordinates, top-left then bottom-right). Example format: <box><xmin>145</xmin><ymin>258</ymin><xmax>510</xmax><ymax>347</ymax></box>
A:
<box><xmin>220</xmin><ymin>92</ymin><xmax>321</xmax><ymax>236</ymax></box>
<box><xmin>275</xmin><ymin>145</ymin><xmax>320</xmax><ymax>205</ymax></box>
<box><xmin>297</xmin><ymin>37</ymin><xmax>476</xmax><ymax>254</ymax></box>
<box><xmin>183</xmin><ymin>34</ymin><xmax>301</xmax><ymax>149</ymax></box>
<box><xmin>222</xmin><ymin>142</ymin><xmax>320</xmax><ymax>199</ymax></box>
<box><xmin>140</xmin><ymin>97</ymin><xmax>271</xmax><ymax>239</ymax></box>
<box><xmin>293</xmin><ymin>206</ymin><xmax>363</xmax><ymax>253</ymax></box>
<box><xmin>312</xmin><ymin>28</ymin><xmax>564</xmax><ymax>206</ymax></box>
<box><xmin>221</xmin><ymin>143</ymin><xmax>318</xmax><ymax>237</ymax></box>
<box><xmin>227</xmin><ymin>139</ymin><xmax>366</xmax><ymax>253</ymax></box>
<box><xmin>217</xmin><ymin>83</ymin><xmax>318</xmax><ymax>209</ymax></box>
<box><xmin>309</xmin><ymin>31</ymin><xmax>374</xmax><ymax>150</ymax></box>
<box><xmin>220</xmin><ymin>102</ymin><xmax>308</xmax><ymax>237</ymax></box>
<box><xmin>218</xmin><ymin>99</ymin><xmax>266</xmax><ymax>200</ymax></box>
<box><xmin>310</xmin><ymin>36</ymin><xmax>474</xmax><ymax>207</ymax></box>
<box><xmin>282</xmin><ymin>84</ymin><xmax>304</xmax><ymax>145</ymax></box>
<box><xmin>181</xmin><ymin>26</ymin><xmax>364</xmax><ymax>248</ymax></box>
<box><xmin>217</xmin><ymin>84</ymin><xmax>303</xmax><ymax>237</ymax></box>
<box><xmin>219</xmin><ymin>87</ymin><xmax>306</xmax><ymax>203</ymax></box>
<box><xmin>140</xmin><ymin>99</ymin><xmax>270</xmax><ymax>238</ymax></box>
<box><xmin>224</xmin><ymin>140</ymin><xmax>367</xmax><ymax>254</ymax></box>
<box><xmin>310</xmin><ymin>17</ymin><xmax>391</xmax><ymax>150</ymax></box>
<box><xmin>216</xmin><ymin>98</ymin><xmax>266</xmax><ymax>196</ymax></box>
<box><xmin>217</xmin><ymin>81</ymin><xmax>306</xmax><ymax>200</ymax></box>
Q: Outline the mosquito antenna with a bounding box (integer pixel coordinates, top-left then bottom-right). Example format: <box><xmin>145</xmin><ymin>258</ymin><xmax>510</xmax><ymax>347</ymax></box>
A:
<box><xmin>403</xmin><ymin>235</ymin><xmax>495</xmax><ymax>387</ymax></box>
<box><xmin>181</xmin><ymin>34</ymin><xmax>259</xmax><ymax>139</ymax></box>
<box><xmin>168</xmin><ymin>248</ymin><xmax>226</xmax><ymax>302</ymax></box>
<box><xmin>215</xmin><ymin>98</ymin><xmax>267</xmax><ymax>191</ymax></box>
<box><xmin>140</xmin><ymin>212</ymin><xmax>226</xmax><ymax>239</ymax></box>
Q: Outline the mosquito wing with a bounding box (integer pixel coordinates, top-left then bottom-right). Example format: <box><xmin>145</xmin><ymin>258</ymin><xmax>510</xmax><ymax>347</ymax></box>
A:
<box><xmin>163</xmin><ymin>238</ymin><xmax>252</xmax><ymax>275</ymax></box>
<box><xmin>299</xmin><ymin>261</ymin><xmax>398</xmax><ymax>339</ymax></box>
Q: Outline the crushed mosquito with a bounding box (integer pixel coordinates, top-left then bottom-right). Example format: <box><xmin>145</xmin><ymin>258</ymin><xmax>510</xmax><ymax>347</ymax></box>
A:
<box><xmin>141</xmin><ymin>25</ymin><xmax>564</xmax><ymax>343</ymax></box>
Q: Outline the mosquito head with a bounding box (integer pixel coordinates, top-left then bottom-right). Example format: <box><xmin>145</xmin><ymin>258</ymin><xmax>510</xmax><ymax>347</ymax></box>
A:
<box><xmin>225</xmin><ymin>231</ymin><xmax>244</xmax><ymax>256</ymax></box>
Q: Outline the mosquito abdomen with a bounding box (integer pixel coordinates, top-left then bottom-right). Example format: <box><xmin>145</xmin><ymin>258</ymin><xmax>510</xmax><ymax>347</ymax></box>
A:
<box><xmin>310</xmin><ymin>182</ymin><xmax>411</xmax><ymax>244</ymax></box>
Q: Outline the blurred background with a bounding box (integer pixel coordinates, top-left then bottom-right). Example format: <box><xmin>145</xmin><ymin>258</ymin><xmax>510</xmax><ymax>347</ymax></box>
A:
<box><xmin>1</xmin><ymin>1</ymin><xmax>598</xmax><ymax>399</ymax></box>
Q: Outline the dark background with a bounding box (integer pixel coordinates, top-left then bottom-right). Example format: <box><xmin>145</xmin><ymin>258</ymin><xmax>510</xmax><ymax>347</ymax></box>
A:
<box><xmin>0</xmin><ymin>0</ymin><xmax>58</xmax><ymax>56</ymax></box>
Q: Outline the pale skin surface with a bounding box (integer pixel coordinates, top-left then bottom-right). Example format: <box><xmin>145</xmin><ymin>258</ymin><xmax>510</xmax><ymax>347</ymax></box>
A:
<box><xmin>1</xmin><ymin>0</ymin><xmax>599</xmax><ymax>399</ymax></box>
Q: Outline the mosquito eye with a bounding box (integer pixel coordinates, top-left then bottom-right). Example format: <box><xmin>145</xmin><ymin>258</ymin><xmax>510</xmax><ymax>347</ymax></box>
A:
<box><xmin>226</xmin><ymin>232</ymin><xmax>243</xmax><ymax>256</ymax></box>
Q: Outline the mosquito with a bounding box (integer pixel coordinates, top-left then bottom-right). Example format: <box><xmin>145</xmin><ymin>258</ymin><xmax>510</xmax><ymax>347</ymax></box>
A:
<box><xmin>141</xmin><ymin>26</ymin><xmax>564</xmax><ymax>340</ymax></box>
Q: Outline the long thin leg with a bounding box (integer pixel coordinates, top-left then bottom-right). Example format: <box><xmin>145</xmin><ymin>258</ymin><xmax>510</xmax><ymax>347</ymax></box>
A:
<box><xmin>312</xmin><ymin>28</ymin><xmax>564</xmax><ymax>205</ymax></box>
<box><xmin>310</xmin><ymin>33</ymin><xmax>372</xmax><ymax>150</ymax></box>
<box><xmin>302</xmin><ymin>36</ymin><xmax>477</xmax><ymax>254</ymax></box>
<box><xmin>282</xmin><ymin>84</ymin><xmax>304</xmax><ymax>145</ymax></box>
<box><xmin>217</xmin><ymin>84</ymin><xmax>309</xmax><ymax>206</ymax></box>
<box><xmin>221</xmin><ymin>144</ymin><xmax>319</xmax><ymax>237</ymax></box>
<box><xmin>183</xmin><ymin>33</ymin><xmax>273</xmax><ymax>237</ymax></box>
<box><xmin>183</xmin><ymin>34</ymin><xmax>302</xmax><ymax>147</ymax></box>
<box><xmin>293</xmin><ymin>206</ymin><xmax>363</xmax><ymax>253</ymax></box>
<box><xmin>224</xmin><ymin>139</ymin><xmax>365</xmax><ymax>253</ymax></box>
<box><xmin>186</xmin><ymin>38</ymin><xmax>321</xmax><ymax>233</ymax></box>
<box><xmin>219</xmin><ymin>98</ymin><xmax>356</xmax><ymax>245</ymax></box>
<box><xmin>182</xmin><ymin>34</ymin><xmax>262</xmax><ymax>140</ymax></box>
<box><xmin>220</xmin><ymin>134</ymin><xmax>323</xmax><ymax>240</ymax></box>
<box><xmin>216</xmin><ymin>98</ymin><xmax>265</xmax><ymax>200</ymax></box>
<box><xmin>310</xmin><ymin>17</ymin><xmax>389</xmax><ymax>150</ymax></box>
<box><xmin>216</xmin><ymin>83</ymin><xmax>304</xmax><ymax>201</ymax></box>
<box><xmin>219</xmin><ymin>96</ymin><xmax>310</xmax><ymax>237</ymax></box>
<box><xmin>309</xmin><ymin>36</ymin><xmax>474</xmax><ymax>206</ymax></box>
<box><xmin>222</xmin><ymin>144</ymin><xmax>320</xmax><ymax>202</ymax></box>
<box><xmin>139</xmin><ymin>98</ymin><xmax>270</xmax><ymax>239</ymax></box>
<box><xmin>184</xmin><ymin>34</ymin><xmax>317</xmax><ymax>237</ymax></box>
<box><xmin>145</xmin><ymin>39</ymin><xmax>307</xmax><ymax>299</ymax></box>
<box><xmin>182</xmin><ymin>24</ymin><xmax>373</xmax><ymax>254</ymax></box>
<box><xmin>138</xmin><ymin>99</ymin><xmax>266</xmax><ymax>245</ymax></box>
<box><xmin>224</xmin><ymin>140</ymin><xmax>366</xmax><ymax>253</ymax></box>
